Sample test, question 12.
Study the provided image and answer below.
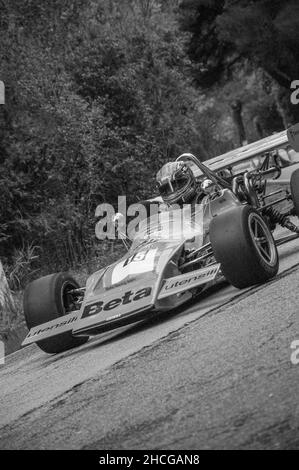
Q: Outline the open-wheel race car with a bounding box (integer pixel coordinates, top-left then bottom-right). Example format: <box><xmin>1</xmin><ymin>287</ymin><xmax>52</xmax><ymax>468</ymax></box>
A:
<box><xmin>22</xmin><ymin>125</ymin><xmax>299</xmax><ymax>354</ymax></box>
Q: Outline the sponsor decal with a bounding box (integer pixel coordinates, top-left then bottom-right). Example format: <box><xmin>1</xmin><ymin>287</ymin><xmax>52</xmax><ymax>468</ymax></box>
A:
<box><xmin>22</xmin><ymin>312</ymin><xmax>81</xmax><ymax>346</ymax></box>
<box><xmin>27</xmin><ymin>315</ymin><xmax>78</xmax><ymax>338</ymax></box>
<box><xmin>82</xmin><ymin>287</ymin><xmax>153</xmax><ymax>318</ymax></box>
<box><xmin>158</xmin><ymin>264</ymin><xmax>220</xmax><ymax>299</ymax></box>
<box><xmin>111</xmin><ymin>249</ymin><xmax>157</xmax><ymax>284</ymax></box>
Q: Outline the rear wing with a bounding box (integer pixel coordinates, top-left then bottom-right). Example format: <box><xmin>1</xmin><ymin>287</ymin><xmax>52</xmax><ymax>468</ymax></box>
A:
<box><xmin>201</xmin><ymin>123</ymin><xmax>299</xmax><ymax>174</ymax></box>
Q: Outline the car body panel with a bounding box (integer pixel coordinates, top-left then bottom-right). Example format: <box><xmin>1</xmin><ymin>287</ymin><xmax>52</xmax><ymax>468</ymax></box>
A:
<box><xmin>22</xmin><ymin>311</ymin><xmax>82</xmax><ymax>346</ymax></box>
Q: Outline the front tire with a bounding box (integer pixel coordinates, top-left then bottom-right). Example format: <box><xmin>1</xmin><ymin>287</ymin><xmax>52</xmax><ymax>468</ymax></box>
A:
<box><xmin>24</xmin><ymin>272</ymin><xmax>88</xmax><ymax>354</ymax></box>
<box><xmin>210</xmin><ymin>205</ymin><xmax>279</xmax><ymax>289</ymax></box>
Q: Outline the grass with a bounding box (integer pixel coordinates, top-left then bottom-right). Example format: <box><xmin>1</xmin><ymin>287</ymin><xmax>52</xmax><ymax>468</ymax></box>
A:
<box><xmin>0</xmin><ymin>290</ymin><xmax>24</xmax><ymax>333</ymax></box>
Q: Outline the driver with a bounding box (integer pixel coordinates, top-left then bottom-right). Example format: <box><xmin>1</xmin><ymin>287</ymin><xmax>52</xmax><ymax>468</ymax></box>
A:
<box><xmin>156</xmin><ymin>161</ymin><xmax>204</xmax><ymax>207</ymax></box>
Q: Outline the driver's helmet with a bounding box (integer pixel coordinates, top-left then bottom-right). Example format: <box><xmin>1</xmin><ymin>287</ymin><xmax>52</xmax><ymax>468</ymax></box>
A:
<box><xmin>156</xmin><ymin>161</ymin><xmax>197</xmax><ymax>205</ymax></box>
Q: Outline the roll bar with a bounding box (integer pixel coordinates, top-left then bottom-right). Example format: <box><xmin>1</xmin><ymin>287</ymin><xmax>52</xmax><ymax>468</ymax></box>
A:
<box><xmin>176</xmin><ymin>153</ymin><xmax>231</xmax><ymax>189</ymax></box>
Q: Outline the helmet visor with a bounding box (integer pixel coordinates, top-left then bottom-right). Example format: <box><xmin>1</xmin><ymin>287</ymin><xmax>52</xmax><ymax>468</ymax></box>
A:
<box><xmin>158</xmin><ymin>175</ymin><xmax>189</xmax><ymax>196</ymax></box>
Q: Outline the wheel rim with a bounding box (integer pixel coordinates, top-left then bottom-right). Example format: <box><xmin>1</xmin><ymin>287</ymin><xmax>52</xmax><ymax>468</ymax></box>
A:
<box><xmin>61</xmin><ymin>281</ymin><xmax>78</xmax><ymax>314</ymax></box>
<box><xmin>248</xmin><ymin>213</ymin><xmax>277</xmax><ymax>266</ymax></box>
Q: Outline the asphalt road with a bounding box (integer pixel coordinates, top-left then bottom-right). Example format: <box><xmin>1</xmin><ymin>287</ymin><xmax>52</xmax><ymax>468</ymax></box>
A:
<box><xmin>0</xmin><ymin>230</ymin><xmax>298</xmax><ymax>449</ymax></box>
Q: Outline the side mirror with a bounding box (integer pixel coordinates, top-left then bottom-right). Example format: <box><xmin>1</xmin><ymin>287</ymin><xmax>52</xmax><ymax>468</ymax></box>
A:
<box><xmin>268</xmin><ymin>152</ymin><xmax>282</xmax><ymax>179</ymax></box>
<box><xmin>112</xmin><ymin>213</ymin><xmax>131</xmax><ymax>251</ymax></box>
<box><xmin>113</xmin><ymin>212</ymin><xmax>125</xmax><ymax>228</ymax></box>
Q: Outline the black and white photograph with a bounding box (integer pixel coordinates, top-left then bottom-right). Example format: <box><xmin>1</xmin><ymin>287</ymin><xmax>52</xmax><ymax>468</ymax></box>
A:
<box><xmin>0</xmin><ymin>0</ymin><xmax>299</xmax><ymax>455</ymax></box>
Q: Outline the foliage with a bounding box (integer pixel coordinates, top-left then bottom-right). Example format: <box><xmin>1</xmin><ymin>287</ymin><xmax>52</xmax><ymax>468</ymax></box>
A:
<box><xmin>0</xmin><ymin>0</ymin><xmax>205</xmax><ymax>281</ymax></box>
<box><xmin>0</xmin><ymin>0</ymin><xmax>298</xmax><ymax>286</ymax></box>
<box><xmin>179</xmin><ymin>0</ymin><xmax>299</xmax><ymax>124</ymax></box>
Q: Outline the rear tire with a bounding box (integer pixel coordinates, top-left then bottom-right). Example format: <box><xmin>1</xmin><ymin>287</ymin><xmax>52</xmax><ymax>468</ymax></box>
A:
<box><xmin>290</xmin><ymin>168</ymin><xmax>299</xmax><ymax>217</ymax></box>
<box><xmin>210</xmin><ymin>205</ymin><xmax>279</xmax><ymax>289</ymax></box>
<box><xmin>24</xmin><ymin>272</ymin><xmax>88</xmax><ymax>354</ymax></box>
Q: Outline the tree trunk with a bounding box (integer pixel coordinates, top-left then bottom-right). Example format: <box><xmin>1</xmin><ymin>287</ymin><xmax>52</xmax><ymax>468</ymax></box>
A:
<box><xmin>253</xmin><ymin>116</ymin><xmax>266</xmax><ymax>139</ymax></box>
<box><xmin>0</xmin><ymin>261</ymin><xmax>13</xmax><ymax>326</ymax></box>
<box><xmin>231</xmin><ymin>100</ymin><xmax>247</xmax><ymax>146</ymax></box>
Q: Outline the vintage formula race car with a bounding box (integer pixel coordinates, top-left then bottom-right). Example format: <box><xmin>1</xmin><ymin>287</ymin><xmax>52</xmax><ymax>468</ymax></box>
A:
<box><xmin>22</xmin><ymin>124</ymin><xmax>299</xmax><ymax>354</ymax></box>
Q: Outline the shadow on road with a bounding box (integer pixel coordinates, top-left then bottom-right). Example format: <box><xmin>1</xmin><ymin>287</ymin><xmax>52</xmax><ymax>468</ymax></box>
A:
<box><xmin>43</xmin><ymin>279</ymin><xmax>230</xmax><ymax>365</ymax></box>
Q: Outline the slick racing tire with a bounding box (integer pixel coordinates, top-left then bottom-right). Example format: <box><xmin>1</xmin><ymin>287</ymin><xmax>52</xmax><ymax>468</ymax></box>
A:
<box><xmin>210</xmin><ymin>205</ymin><xmax>279</xmax><ymax>289</ymax></box>
<box><xmin>290</xmin><ymin>168</ymin><xmax>299</xmax><ymax>217</ymax></box>
<box><xmin>24</xmin><ymin>272</ymin><xmax>88</xmax><ymax>354</ymax></box>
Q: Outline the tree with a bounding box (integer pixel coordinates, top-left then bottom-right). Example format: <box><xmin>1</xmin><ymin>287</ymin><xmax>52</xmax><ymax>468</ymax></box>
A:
<box><xmin>179</xmin><ymin>0</ymin><xmax>299</xmax><ymax>125</ymax></box>
<box><xmin>0</xmin><ymin>0</ymin><xmax>208</xmax><ymax>281</ymax></box>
